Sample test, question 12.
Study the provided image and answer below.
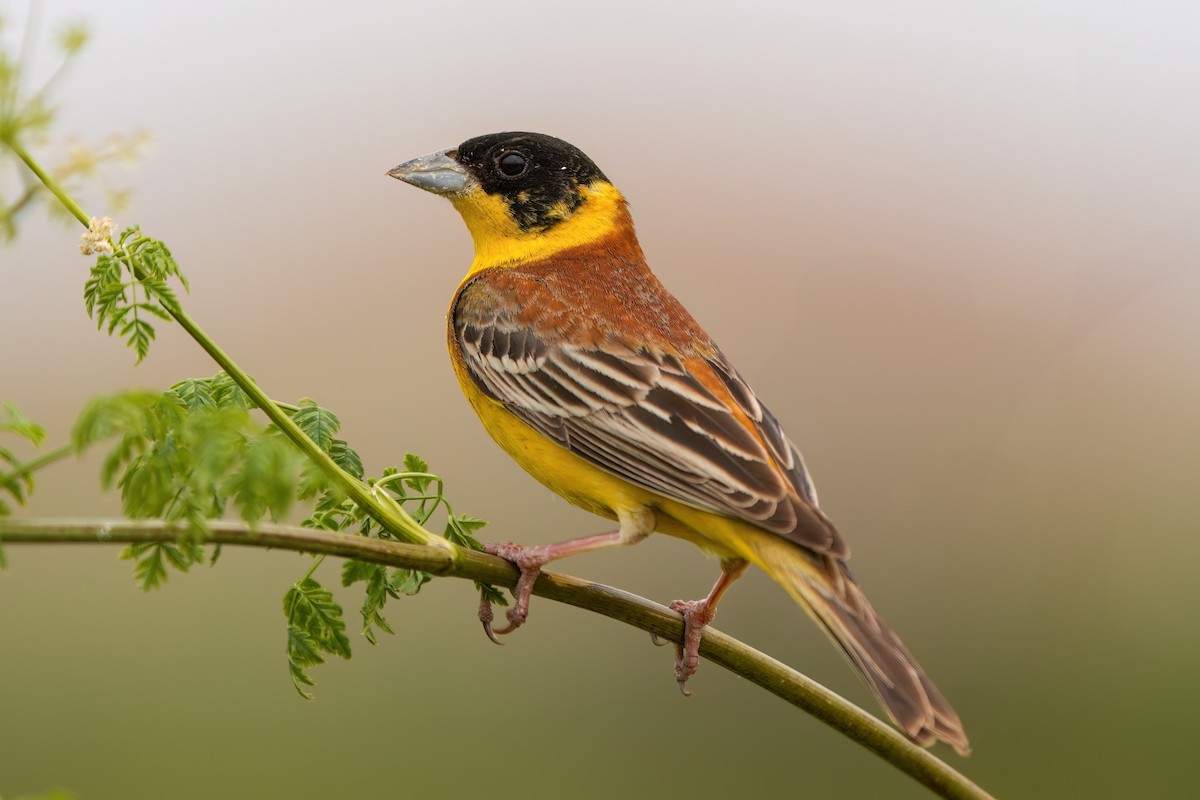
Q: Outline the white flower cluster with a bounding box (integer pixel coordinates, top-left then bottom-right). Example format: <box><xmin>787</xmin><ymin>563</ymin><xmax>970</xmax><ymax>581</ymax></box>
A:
<box><xmin>79</xmin><ymin>216</ymin><xmax>117</xmax><ymax>255</ymax></box>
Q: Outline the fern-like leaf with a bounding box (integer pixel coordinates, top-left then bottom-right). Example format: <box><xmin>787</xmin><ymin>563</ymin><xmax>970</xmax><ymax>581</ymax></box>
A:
<box><xmin>293</xmin><ymin>400</ymin><xmax>340</xmax><ymax>452</ymax></box>
<box><xmin>284</xmin><ymin>577</ymin><xmax>351</xmax><ymax>696</ymax></box>
<box><xmin>81</xmin><ymin>228</ymin><xmax>189</xmax><ymax>362</ymax></box>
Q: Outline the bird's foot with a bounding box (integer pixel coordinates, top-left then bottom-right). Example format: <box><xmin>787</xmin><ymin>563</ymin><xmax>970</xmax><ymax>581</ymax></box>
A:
<box><xmin>652</xmin><ymin>597</ymin><xmax>718</xmax><ymax>696</ymax></box>
<box><xmin>478</xmin><ymin>541</ymin><xmax>548</xmax><ymax>642</ymax></box>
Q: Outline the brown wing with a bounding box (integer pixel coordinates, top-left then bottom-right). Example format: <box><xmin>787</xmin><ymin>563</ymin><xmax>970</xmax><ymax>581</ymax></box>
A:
<box><xmin>453</xmin><ymin>278</ymin><xmax>847</xmax><ymax>557</ymax></box>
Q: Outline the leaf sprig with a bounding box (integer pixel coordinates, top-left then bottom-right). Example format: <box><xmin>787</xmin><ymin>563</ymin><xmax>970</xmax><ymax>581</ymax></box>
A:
<box><xmin>82</xmin><ymin>226</ymin><xmax>188</xmax><ymax>363</ymax></box>
<box><xmin>284</xmin><ymin>576</ymin><xmax>352</xmax><ymax>699</ymax></box>
<box><xmin>68</xmin><ymin>371</ymin><xmax>489</xmax><ymax>694</ymax></box>
<box><xmin>71</xmin><ymin>381</ymin><xmax>300</xmax><ymax>589</ymax></box>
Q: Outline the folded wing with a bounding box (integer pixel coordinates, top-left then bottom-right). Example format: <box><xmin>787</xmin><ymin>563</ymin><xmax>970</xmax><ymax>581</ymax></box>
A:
<box><xmin>454</xmin><ymin>299</ymin><xmax>847</xmax><ymax>557</ymax></box>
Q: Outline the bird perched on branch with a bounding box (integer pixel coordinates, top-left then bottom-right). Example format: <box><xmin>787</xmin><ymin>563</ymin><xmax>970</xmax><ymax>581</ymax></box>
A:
<box><xmin>388</xmin><ymin>132</ymin><xmax>969</xmax><ymax>754</ymax></box>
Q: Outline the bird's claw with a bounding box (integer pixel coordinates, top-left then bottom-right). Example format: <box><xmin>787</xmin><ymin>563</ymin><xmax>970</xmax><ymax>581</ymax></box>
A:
<box><xmin>478</xmin><ymin>590</ymin><xmax>504</xmax><ymax>645</ymax></box>
<box><xmin>663</xmin><ymin>597</ymin><xmax>715</xmax><ymax>696</ymax></box>
<box><xmin>478</xmin><ymin>541</ymin><xmax>546</xmax><ymax>640</ymax></box>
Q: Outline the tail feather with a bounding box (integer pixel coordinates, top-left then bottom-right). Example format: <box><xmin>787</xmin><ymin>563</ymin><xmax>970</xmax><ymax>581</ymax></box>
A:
<box><xmin>753</xmin><ymin>541</ymin><xmax>970</xmax><ymax>754</ymax></box>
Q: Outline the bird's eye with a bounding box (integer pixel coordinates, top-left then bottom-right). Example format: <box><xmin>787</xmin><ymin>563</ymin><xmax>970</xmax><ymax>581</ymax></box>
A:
<box><xmin>497</xmin><ymin>152</ymin><xmax>527</xmax><ymax>177</ymax></box>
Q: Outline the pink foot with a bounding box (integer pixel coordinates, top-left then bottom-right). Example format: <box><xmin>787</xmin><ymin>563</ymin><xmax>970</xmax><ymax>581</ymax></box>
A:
<box><xmin>654</xmin><ymin>598</ymin><xmax>718</xmax><ymax>696</ymax></box>
<box><xmin>479</xmin><ymin>541</ymin><xmax>548</xmax><ymax>642</ymax></box>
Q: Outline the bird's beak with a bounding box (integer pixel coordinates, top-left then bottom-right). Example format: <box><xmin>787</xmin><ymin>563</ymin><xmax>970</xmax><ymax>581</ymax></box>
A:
<box><xmin>386</xmin><ymin>149</ymin><xmax>473</xmax><ymax>195</ymax></box>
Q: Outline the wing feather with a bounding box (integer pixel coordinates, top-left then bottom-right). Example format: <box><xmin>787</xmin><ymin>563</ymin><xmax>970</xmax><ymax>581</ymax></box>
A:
<box><xmin>455</xmin><ymin>308</ymin><xmax>846</xmax><ymax>556</ymax></box>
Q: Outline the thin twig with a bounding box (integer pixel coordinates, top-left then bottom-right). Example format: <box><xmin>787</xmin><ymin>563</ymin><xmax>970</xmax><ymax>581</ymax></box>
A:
<box><xmin>0</xmin><ymin>517</ymin><xmax>995</xmax><ymax>800</ymax></box>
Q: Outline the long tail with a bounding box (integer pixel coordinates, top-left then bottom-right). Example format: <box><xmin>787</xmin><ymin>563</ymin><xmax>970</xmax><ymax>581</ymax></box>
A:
<box><xmin>750</xmin><ymin>539</ymin><xmax>970</xmax><ymax>754</ymax></box>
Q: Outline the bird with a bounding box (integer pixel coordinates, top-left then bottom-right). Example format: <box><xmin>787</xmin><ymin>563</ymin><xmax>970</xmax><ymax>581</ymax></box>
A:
<box><xmin>387</xmin><ymin>132</ymin><xmax>969</xmax><ymax>754</ymax></box>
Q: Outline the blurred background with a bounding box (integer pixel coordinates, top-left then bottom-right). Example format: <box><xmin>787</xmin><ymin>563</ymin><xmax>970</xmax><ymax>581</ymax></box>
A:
<box><xmin>2</xmin><ymin>1</ymin><xmax>1198</xmax><ymax>797</ymax></box>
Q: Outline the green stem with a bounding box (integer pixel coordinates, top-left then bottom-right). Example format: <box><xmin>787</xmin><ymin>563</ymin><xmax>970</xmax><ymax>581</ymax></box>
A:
<box><xmin>0</xmin><ymin>517</ymin><xmax>995</xmax><ymax>800</ymax></box>
<box><xmin>302</xmin><ymin>554</ymin><xmax>326</xmax><ymax>581</ymax></box>
<box><xmin>0</xmin><ymin>443</ymin><xmax>72</xmax><ymax>491</ymax></box>
<box><xmin>3</xmin><ymin>139</ymin><xmax>449</xmax><ymax>555</ymax></box>
<box><xmin>6</xmin><ymin>138</ymin><xmax>89</xmax><ymax>226</ymax></box>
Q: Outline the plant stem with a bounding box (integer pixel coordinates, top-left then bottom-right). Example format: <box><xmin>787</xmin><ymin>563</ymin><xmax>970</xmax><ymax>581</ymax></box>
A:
<box><xmin>0</xmin><ymin>443</ymin><xmax>72</xmax><ymax>492</ymax></box>
<box><xmin>6</xmin><ymin>138</ymin><xmax>89</xmax><ymax>226</ymax></box>
<box><xmin>0</xmin><ymin>517</ymin><xmax>995</xmax><ymax>800</ymax></box>
<box><xmin>3</xmin><ymin>139</ymin><xmax>450</xmax><ymax>555</ymax></box>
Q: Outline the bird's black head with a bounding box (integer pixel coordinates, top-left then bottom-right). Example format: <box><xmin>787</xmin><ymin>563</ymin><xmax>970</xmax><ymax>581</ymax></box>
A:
<box><xmin>449</xmin><ymin>132</ymin><xmax>609</xmax><ymax>232</ymax></box>
<box><xmin>388</xmin><ymin>132</ymin><xmax>630</xmax><ymax>268</ymax></box>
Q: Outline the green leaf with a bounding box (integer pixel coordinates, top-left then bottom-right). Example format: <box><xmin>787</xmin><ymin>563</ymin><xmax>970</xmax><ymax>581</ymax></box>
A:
<box><xmin>0</xmin><ymin>444</ymin><xmax>19</xmax><ymax>469</ymax></box>
<box><xmin>296</xmin><ymin>461</ymin><xmax>331</xmax><ymax>502</ymax></box>
<box><xmin>340</xmin><ymin>559</ymin><xmax>378</xmax><ymax>587</ymax></box>
<box><xmin>444</xmin><ymin>513</ymin><xmax>487</xmax><ymax>550</ymax></box>
<box><xmin>328</xmin><ymin>439</ymin><xmax>364</xmax><ymax>479</ymax></box>
<box><xmin>478</xmin><ymin>583</ymin><xmax>509</xmax><ymax>608</ymax></box>
<box><xmin>290</xmin><ymin>398</ymin><xmax>362</xmax><ymax>507</ymax></box>
<box><xmin>283</xmin><ymin>576</ymin><xmax>351</xmax><ymax>698</ymax></box>
<box><xmin>391</xmin><ymin>568</ymin><xmax>431</xmax><ymax>596</ymax></box>
<box><xmin>284</xmin><ymin>577</ymin><xmax>351</xmax><ymax>659</ymax></box>
<box><xmin>72</xmin><ymin>391</ymin><xmax>183</xmax><ymax>495</ymax></box>
<box><xmin>141</xmin><ymin>278</ymin><xmax>181</xmax><ymax>314</ymax></box>
<box><xmin>169</xmin><ymin>379</ymin><xmax>217</xmax><ymax>413</ymax></box>
<box><xmin>135</xmin><ymin>237</ymin><xmax>188</xmax><ymax>290</ymax></box>
<box><xmin>342</xmin><ymin>560</ymin><xmax>395</xmax><ymax>645</ymax></box>
<box><xmin>79</xmin><ymin>228</ymin><xmax>190</xmax><ymax>362</ymax></box>
<box><xmin>118</xmin><ymin>541</ymin><xmax>200</xmax><ymax>591</ymax></box>
<box><xmin>222</xmin><ymin>431</ymin><xmax>298</xmax><ymax>523</ymax></box>
<box><xmin>208</xmin><ymin>372</ymin><xmax>253</xmax><ymax>409</ymax></box>
<box><xmin>162</xmin><ymin>541</ymin><xmax>202</xmax><ymax>570</ymax></box>
<box><xmin>72</xmin><ymin>390</ymin><xmax>178</xmax><ymax>454</ymax></box>
<box><xmin>285</xmin><ymin>624</ymin><xmax>323</xmax><ymax>700</ymax></box>
<box><xmin>74</xmin><ymin>390</ymin><xmax>290</xmax><ymax>526</ymax></box>
<box><xmin>402</xmin><ymin>453</ymin><xmax>432</xmax><ymax>491</ymax></box>
<box><xmin>0</xmin><ymin>459</ymin><xmax>27</xmax><ymax>506</ymax></box>
<box><xmin>1</xmin><ymin>402</ymin><xmax>47</xmax><ymax>447</ymax></box>
<box><xmin>122</xmin><ymin>316</ymin><xmax>155</xmax><ymax>363</ymax></box>
<box><xmin>134</xmin><ymin>300</ymin><xmax>173</xmax><ymax>321</ymax></box>
<box><xmin>82</xmin><ymin>256</ymin><xmax>121</xmax><ymax>321</ymax></box>
<box><xmin>72</xmin><ymin>388</ymin><xmax>312</xmax><ymax>586</ymax></box>
<box><xmin>116</xmin><ymin>449</ymin><xmax>174</xmax><ymax>517</ymax></box>
<box><xmin>292</xmin><ymin>400</ymin><xmax>340</xmax><ymax>452</ymax></box>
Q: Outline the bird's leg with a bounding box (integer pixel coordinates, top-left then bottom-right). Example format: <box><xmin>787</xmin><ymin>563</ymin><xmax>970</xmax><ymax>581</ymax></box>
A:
<box><xmin>483</xmin><ymin>532</ymin><xmax>624</xmax><ymax>636</ymax></box>
<box><xmin>655</xmin><ymin>558</ymin><xmax>750</xmax><ymax>695</ymax></box>
<box><xmin>479</xmin><ymin>508</ymin><xmax>654</xmax><ymax>641</ymax></box>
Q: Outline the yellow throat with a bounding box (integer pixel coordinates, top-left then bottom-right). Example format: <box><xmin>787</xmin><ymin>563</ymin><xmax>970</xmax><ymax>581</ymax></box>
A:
<box><xmin>450</xmin><ymin>181</ymin><xmax>628</xmax><ymax>277</ymax></box>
